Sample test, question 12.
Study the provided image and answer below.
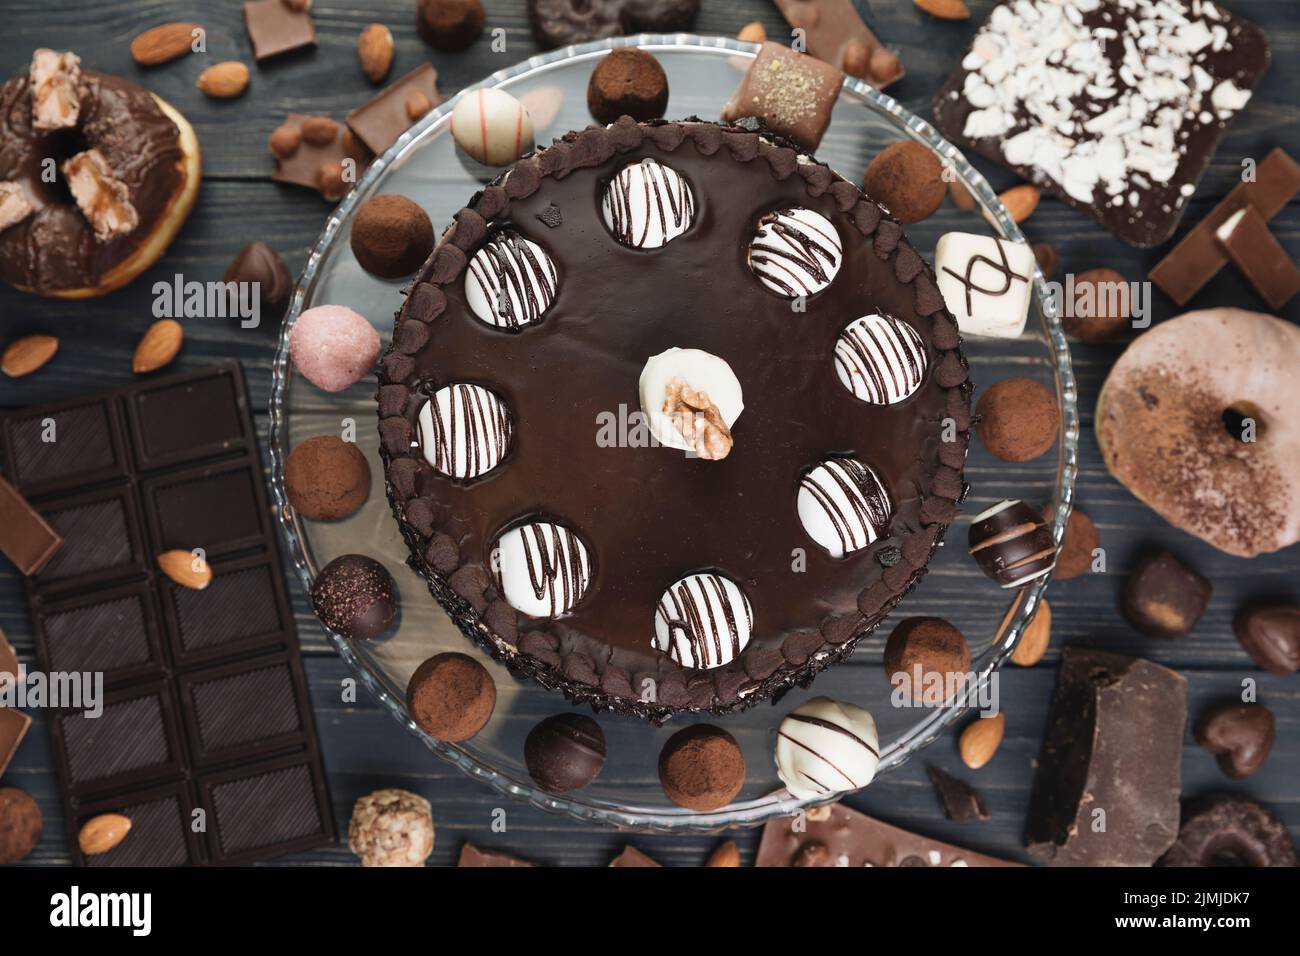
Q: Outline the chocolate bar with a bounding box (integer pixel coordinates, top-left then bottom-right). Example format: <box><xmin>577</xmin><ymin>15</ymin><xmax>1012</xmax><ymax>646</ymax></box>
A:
<box><xmin>3</xmin><ymin>363</ymin><xmax>334</xmax><ymax>866</ymax></box>
<box><xmin>346</xmin><ymin>63</ymin><xmax>443</xmax><ymax>157</ymax></box>
<box><xmin>932</xmin><ymin>0</ymin><xmax>1270</xmax><ymax>247</ymax></box>
<box><xmin>458</xmin><ymin>842</ymin><xmax>535</xmax><ymax>867</ymax></box>
<box><xmin>1217</xmin><ymin>204</ymin><xmax>1300</xmax><ymax>310</ymax></box>
<box><xmin>771</xmin><ymin>0</ymin><xmax>903</xmax><ymax>89</ymax></box>
<box><xmin>243</xmin><ymin>0</ymin><xmax>316</xmax><ymax>62</ymax></box>
<box><xmin>756</xmin><ymin>802</ymin><xmax>1018</xmax><ymax>866</ymax></box>
<box><xmin>1150</xmin><ymin>147</ymin><xmax>1300</xmax><ymax>304</ymax></box>
<box><xmin>271</xmin><ymin>113</ymin><xmax>372</xmax><ymax>200</ymax></box>
<box><xmin>1025</xmin><ymin>646</ymin><xmax>1187</xmax><ymax>866</ymax></box>
<box><xmin>0</xmin><ymin>476</ymin><xmax>62</xmax><ymax>575</ymax></box>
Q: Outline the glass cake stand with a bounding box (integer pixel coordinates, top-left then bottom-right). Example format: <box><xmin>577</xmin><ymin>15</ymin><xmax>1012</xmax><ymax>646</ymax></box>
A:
<box><xmin>269</xmin><ymin>34</ymin><xmax>1079</xmax><ymax>831</ymax></box>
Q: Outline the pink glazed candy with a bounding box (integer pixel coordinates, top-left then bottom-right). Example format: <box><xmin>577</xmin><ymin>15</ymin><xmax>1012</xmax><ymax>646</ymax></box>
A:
<box><xmin>290</xmin><ymin>305</ymin><xmax>381</xmax><ymax>392</ymax></box>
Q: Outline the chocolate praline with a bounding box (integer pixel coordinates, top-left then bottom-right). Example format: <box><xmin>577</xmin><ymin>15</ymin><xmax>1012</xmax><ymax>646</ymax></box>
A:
<box><xmin>286</xmin><ymin>435</ymin><xmax>371</xmax><ymax>520</ymax></box>
<box><xmin>658</xmin><ymin>724</ymin><xmax>745</xmax><ymax>811</ymax></box>
<box><xmin>586</xmin><ymin>48</ymin><xmax>669</xmax><ymax>125</ymax></box>
<box><xmin>883</xmin><ymin>617</ymin><xmax>970</xmax><ymax>704</ymax></box>
<box><xmin>224</xmin><ymin>241</ymin><xmax>293</xmax><ymax>323</ymax></box>
<box><xmin>1233</xmin><ymin>605</ymin><xmax>1300</xmax><ymax>675</ymax></box>
<box><xmin>524</xmin><ymin>713</ymin><xmax>607</xmax><ymax>791</ymax></box>
<box><xmin>975</xmin><ymin>378</ymin><xmax>1059</xmax><ymax>462</ymax></box>
<box><xmin>968</xmin><ymin>500</ymin><xmax>1056</xmax><ymax>588</ymax></box>
<box><xmin>417</xmin><ymin>0</ymin><xmax>485</xmax><ymax>51</ymax></box>
<box><xmin>311</xmin><ymin>554</ymin><xmax>397</xmax><ymax>640</ymax></box>
<box><xmin>351</xmin><ymin>194</ymin><xmax>434</xmax><ymax>279</ymax></box>
<box><xmin>407</xmin><ymin>652</ymin><xmax>496</xmax><ymax>742</ymax></box>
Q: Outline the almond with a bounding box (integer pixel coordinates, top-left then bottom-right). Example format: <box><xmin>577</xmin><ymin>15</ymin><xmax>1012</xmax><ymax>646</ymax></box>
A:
<box><xmin>158</xmin><ymin>550</ymin><xmax>212</xmax><ymax>590</ymax></box>
<box><xmin>2</xmin><ymin>334</ymin><xmax>58</xmax><ymax>377</ymax></box>
<box><xmin>705</xmin><ymin>840</ymin><xmax>740</xmax><ymax>867</ymax></box>
<box><xmin>1011</xmin><ymin>599</ymin><xmax>1052</xmax><ymax>667</ymax></box>
<box><xmin>269</xmin><ymin>124</ymin><xmax>302</xmax><ymax>159</ymax></box>
<box><xmin>132</xmin><ymin>319</ymin><xmax>183</xmax><ymax>374</ymax></box>
<box><xmin>912</xmin><ymin>0</ymin><xmax>971</xmax><ymax>19</ymax></box>
<box><xmin>998</xmin><ymin>183</ymin><xmax>1041</xmax><ymax>223</ymax></box>
<box><xmin>959</xmin><ymin>712</ymin><xmax>1005</xmax><ymax>769</ymax></box>
<box><xmin>79</xmin><ymin>813</ymin><xmax>132</xmax><ymax>856</ymax></box>
<box><xmin>197</xmin><ymin>61</ymin><xmax>249</xmax><ymax>100</ymax></box>
<box><xmin>737</xmin><ymin>22</ymin><xmax>766</xmax><ymax>43</ymax></box>
<box><xmin>405</xmin><ymin>91</ymin><xmax>433</xmax><ymax>122</ymax></box>
<box><xmin>130</xmin><ymin>23</ymin><xmax>202</xmax><ymax>66</ymax></box>
<box><xmin>948</xmin><ymin>177</ymin><xmax>975</xmax><ymax>212</ymax></box>
<box><xmin>358</xmin><ymin>24</ymin><xmax>395</xmax><ymax>84</ymax></box>
<box><xmin>301</xmin><ymin>116</ymin><xmax>339</xmax><ymax>146</ymax></box>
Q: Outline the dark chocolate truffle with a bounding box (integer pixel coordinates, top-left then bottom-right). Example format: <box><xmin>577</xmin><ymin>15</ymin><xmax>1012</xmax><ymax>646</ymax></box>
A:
<box><xmin>1160</xmin><ymin>794</ymin><xmax>1297</xmax><ymax>867</ymax></box>
<box><xmin>312</xmin><ymin>554</ymin><xmax>397</xmax><ymax>640</ymax></box>
<box><xmin>863</xmin><ymin>141</ymin><xmax>945</xmax><ymax>224</ymax></box>
<box><xmin>883</xmin><ymin>617</ymin><xmax>970</xmax><ymax>704</ymax></box>
<box><xmin>350</xmin><ymin>194</ymin><xmax>435</xmax><ymax>278</ymax></box>
<box><xmin>658</xmin><ymin>724</ymin><xmax>745</xmax><ymax>811</ymax></box>
<box><xmin>1193</xmin><ymin>703</ymin><xmax>1275</xmax><ymax>779</ymax></box>
<box><xmin>286</xmin><ymin>435</ymin><xmax>371</xmax><ymax>520</ymax></box>
<box><xmin>969</xmin><ymin>500</ymin><xmax>1057</xmax><ymax>589</ymax></box>
<box><xmin>1064</xmin><ymin>268</ymin><xmax>1132</xmax><ymax>343</ymax></box>
<box><xmin>975</xmin><ymin>377</ymin><xmax>1059</xmax><ymax>462</ymax></box>
<box><xmin>1046</xmin><ymin>504</ymin><xmax>1097</xmax><ymax>580</ymax></box>
<box><xmin>524</xmin><ymin>713</ymin><xmax>607</xmax><ymax>791</ymax></box>
<box><xmin>417</xmin><ymin>0</ymin><xmax>485</xmax><ymax>51</ymax></box>
<box><xmin>224</xmin><ymin>241</ymin><xmax>293</xmax><ymax>323</ymax></box>
<box><xmin>1234</xmin><ymin>605</ymin><xmax>1300</xmax><ymax>675</ymax></box>
<box><xmin>587</xmin><ymin>48</ymin><xmax>669</xmax><ymax>125</ymax></box>
<box><xmin>407</xmin><ymin>652</ymin><xmax>496</xmax><ymax>742</ymax></box>
<box><xmin>1121</xmin><ymin>549</ymin><xmax>1210</xmax><ymax>639</ymax></box>
<box><xmin>0</xmin><ymin>786</ymin><xmax>42</xmax><ymax>865</ymax></box>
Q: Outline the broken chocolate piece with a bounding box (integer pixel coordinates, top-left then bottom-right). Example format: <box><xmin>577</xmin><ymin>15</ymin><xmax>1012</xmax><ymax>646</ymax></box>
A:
<box><xmin>0</xmin><ymin>476</ymin><xmax>63</xmax><ymax>575</ymax></box>
<box><xmin>1026</xmin><ymin>646</ymin><xmax>1187</xmax><ymax>866</ymax></box>
<box><xmin>345</xmin><ymin>63</ymin><xmax>443</xmax><ymax>157</ymax></box>
<box><xmin>721</xmin><ymin>42</ymin><xmax>843</xmax><ymax>152</ymax></box>
<box><xmin>458</xmin><ymin>842</ymin><xmax>535</xmax><ymax>867</ymax></box>
<box><xmin>927</xmin><ymin>765</ymin><xmax>990</xmax><ymax>821</ymax></box>
<box><xmin>0</xmin><ymin>182</ymin><xmax>35</xmax><ymax>232</ymax></box>
<box><xmin>1121</xmin><ymin>550</ymin><xmax>1210</xmax><ymax>639</ymax></box>
<box><xmin>772</xmin><ymin>0</ymin><xmax>902</xmax><ymax>88</ymax></box>
<box><xmin>1216</xmin><ymin>204</ymin><xmax>1300</xmax><ymax>311</ymax></box>
<box><xmin>0</xmin><ymin>707</ymin><xmax>31</xmax><ymax>779</ymax></box>
<box><xmin>271</xmin><ymin>113</ymin><xmax>371</xmax><ymax>201</ymax></box>
<box><xmin>609</xmin><ymin>845</ymin><xmax>661</xmax><ymax>867</ymax></box>
<box><xmin>757</xmin><ymin>802</ymin><xmax>1018</xmax><ymax>866</ymax></box>
<box><xmin>29</xmin><ymin>48</ymin><xmax>81</xmax><ymax>131</ymax></box>
<box><xmin>243</xmin><ymin>0</ymin><xmax>317</xmax><ymax>61</ymax></box>
<box><xmin>62</xmin><ymin>149</ymin><xmax>139</xmax><ymax>241</ymax></box>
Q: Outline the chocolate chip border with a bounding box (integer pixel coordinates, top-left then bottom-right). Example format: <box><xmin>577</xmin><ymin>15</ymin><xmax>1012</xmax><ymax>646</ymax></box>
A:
<box><xmin>376</xmin><ymin>117</ymin><xmax>972</xmax><ymax>722</ymax></box>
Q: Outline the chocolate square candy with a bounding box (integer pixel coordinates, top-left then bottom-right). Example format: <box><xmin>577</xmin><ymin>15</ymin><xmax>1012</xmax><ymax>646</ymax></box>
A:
<box><xmin>33</xmin><ymin>582</ymin><xmax>165</xmax><ymax>687</ymax></box>
<box><xmin>1025</xmin><ymin>647</ymin><xmax>1187</xmax><ymax>866</ymax></box>
<box><xmin>177</xmin><ymin>653</ymin><xmax>309</xmax><ymax>768</ymax></box>
<box><xmin>198</xmin><ymin>755</ymin><xmax>333</xmax><ymax>865</ymax></box>
<box><xmin>158</xmin><ymin>555</ymin><xmax>295</xmax><ymax>668</ymax></box>
<box><xmin>2</xmin><ymin>394</ymin><xmax>128</xmax><ymax>497</ymax></box>
<box><xmin>125</xmin><ymin>366</ymin><xmax>251</xmax><ymax>472</ymax></box>
<box><xmin>1121</xmin><ymin>549</ymin><xmax>1210</xmax><ymax>639</ymax></box>
<box><xmin>75</xmin><ymin>782</ymin><xmax>204</xmax><ymax>867</ymax></box>
<box><xmin>53</xmin><ymin>682</ymin><xmax>184</xmax><ymax>797</ymax></box>
<box><xmin>243</xmin><ymin>0</ymin><xmax>316</xmax><ymax>61</ymax></box>
<box><xmin>32</xmin><ymin>486</ymin><xmax>145</xmax><ymax>593</ymax></box>
<box><xmin>722</xmin><ymin>42</ymin><xmax>843</xmax><ymax>152</ymax></box>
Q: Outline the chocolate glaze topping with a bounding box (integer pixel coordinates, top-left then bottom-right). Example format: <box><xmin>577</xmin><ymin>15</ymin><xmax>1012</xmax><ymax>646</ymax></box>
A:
<box><xmin>379</xmin><ymin>118</ymin><xmax>971</xmax><ymax>718</ymax></box>
<box><xmin>0</xmin><ymin>70</ymin><xmax>183</xmax><ymax>292</ymax></box>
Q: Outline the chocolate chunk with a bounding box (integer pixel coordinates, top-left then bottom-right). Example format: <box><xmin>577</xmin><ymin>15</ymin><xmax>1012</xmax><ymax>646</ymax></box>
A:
<box><xmin>1159</xmin><ymin>794</ymin><xmax>1297</xmax><ymax>868</ymax></box>
<box><xmin>1234</xmin><ymin>605</ymin><xmax>1300</xmax><ymax>675</ymax></box>
<box><xmin>927</xmin><ymin>765</ymin><xmax>990</xmax><ymax>821</ymax></box>
<box><xmin>772</xmin><ymin>0</ymin><xmax>902</xmax><ymax>87</ymax></box>
<box><xmin>1026</xmin><ymin>647</ymin><xmax>1187</xmax><ymax>866</ymax></box>
<box><xmin>1121</xmin><ymin>550</ymin><xmax>1210</xmax><ymax>639</ymax></box>
<box><xmin>0</xmin><ymin>476</ymin><xmax>62</xmax><ymax>575</ymax></box>
<box><xmin>406</xmin><ymin>652</ymin><xmax>495</xmax><ymax>742</ymax></box>
<box><xmin>587</xmin><ymin>48</ymin><xmax>669</xmax><ymax>125</ymax></box>
<box><xmin>311</xmin><ymin>554</ymin><xmax>397</xmax><ymax>640</ymax></box>
<box><xmin>417</xmin><ymin>0</ymin><xmax>485</xmax><ymax>51</ymax></box>
<box><xmin>346</xmin><ymin>64</ymin><xmax>443</xmax><ymax>157</ymax></box>
<box><xmin>1193</xmin><ymin>703</ymin><xmax>1275</xmax><ymax>779</ymax></box>
<box><xmin>243</xmin><ymin>0</ymin><xmax>317</xmax><ymax>61</ymax></box>
<box><xmin>722</xmin><ymin>42</ymin><xmax>842</xmax><ymax>152</ymax></box>
<box><xmin>1216</xmin><ymin>204</ymin><xmax>1300</xmax><ymax>311</ymax></box>
<box><xmin>524</xmin><ymin>713</ymin><xmax>606</xmax><ymax>792</ymax></box>
<box><xmin>967</xmin><ymin>499</ymin><xmax>1056</xmax><ymax>589</ymax></box>
<box><xmin>224</xmin><ymin>241</ymin><xmax>293</xmax><ymax>323</ymax></box>
<box><xmin>458</xmin><ymin>842</ymin><xmax>535</xmax><ymax>867</ymax></box>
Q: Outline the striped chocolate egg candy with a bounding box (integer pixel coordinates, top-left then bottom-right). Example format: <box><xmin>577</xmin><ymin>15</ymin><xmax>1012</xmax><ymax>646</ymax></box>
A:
<box><xmin>653</xmin><ymin>571</ymin><xmax>752</xmax><ymax>670</ymax></box>
<box><xmin>967</xmin><ymin>499</ymin><xmax>1057</xmax><ymax>588</ymax></box>
<box><xmin>775</xmin><ymin>696</ymin><xmax>880</xmax><ymax>799</ymax></box>
<box><xmin>797</xmin><ymin>457</ymin><xmax>892</xmax><ymax>558</ymax></box>
<box><xmin>748</xmin><ymin>207</ymin><xmax>842</xmax><ymax>297</ymax></box>
<box><xmin>465</xmin><ymin>230</ymin><xmax>558</xmax><ymax>330</ymax></box>
<box><xmin>418</xmin><ymin>383</ymin><xmax>512</xmax><ymax>480</ymax></box>
<box><xmin>834</xmin><ymin>313</ymin><xmax>927</xmax><ymax>405</ymax></box>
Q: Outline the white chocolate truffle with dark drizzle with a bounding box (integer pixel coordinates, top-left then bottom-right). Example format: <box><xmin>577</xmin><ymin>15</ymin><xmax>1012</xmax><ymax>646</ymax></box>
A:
<box><xmin>417</xmin><ymin>383</ymin><xmax>512</xmax><ymax>480</ymax></box>
<box><xmin>798</xmin><ymin>457</ymin><xmax>892</xmax><ymax>558</ymax></box>
<box><xmin>602</xmin><ymin>158</ymin><xmax>695</xmax><ymax>249</ymax></box>
<box><xmin>495</xmin><ymin>521</ymin><xmax>592</xmax><ymax>618</ymax></box>
<box><xmin>653</xmin><ymin>572</ymin><xmax>752</xmax><ymax>670</ymax></box>
<box><xmin>775</xmin><ymin>697</ymin><xmax>880</xmax><ymax>799</ymax></box>
<box><xmin>465</xmin><ymin>230</ymin><xmax>558</xmax><ymax>330</ymax></box>
<box><xmin>748</xmin><ymin>207</ymin><xmax>842</xmax><ymax>297</ymax></box>
<box><xmin>834</xmin><ymin>313</ymin><xmax>927</xmax><ymax>405</ymax></box>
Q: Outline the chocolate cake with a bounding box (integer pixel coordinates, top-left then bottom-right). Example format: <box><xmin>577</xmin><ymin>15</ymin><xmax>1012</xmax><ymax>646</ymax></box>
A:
<box><xmin>377</xmin><ymin>117</ymin><xmax>971</xmax><ymax>720</ymax></box>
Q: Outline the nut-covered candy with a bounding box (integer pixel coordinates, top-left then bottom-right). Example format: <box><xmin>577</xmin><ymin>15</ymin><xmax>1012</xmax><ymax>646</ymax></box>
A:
<box><xmin>967</xmin><ymin>499</ymin><xmax>1057</xmax><ymax>589</ymax></box>
<box><xmin>775</xmin><ymin>697</ymin><xmax>879</xmax><ymax>799</ymax></box>
<box><xmin>1234</xmin><ymin>605</ymin><xmax>1300</xmax><ymax>675</ymax></box>
<box><xmin>494</xmin><ymin>521</ymin><xmax>591</xmax><ymax>618</ymax></box>
<box><xmin>797</xmin><ymin>457</ymin><xmax>891</xmax><ymax>558</ymax></box>
<box><xmin>653</xmin><ymin>572</ymin><xmax>753</xmax><ymax>670</ymax></box>
<box><xmin>748</xmin><ymin>207</ymin><xmax>842</xmax><ymax>298</ymax></box>
<box><xmin>449</xmin><ymin>87</ymin><xmax>533</xmax><ymax>165</ymax></box>
<box><xmin>602</xmin><ymin>158</ymin><xmax>695</xmax><ymax>248</ymax></box>
<box><xmin>347</xmin><ymin>788</ymin><xmax>435</xmax><ymax>867</ymax></box>
<box><xmin>289</xmin><ymin>304</ymin><xmax>381</xmax><ymax>392</ymax></box>
<box><xmin>638</xmin><ymin>347</ymin><xmax>743</xmax><ymax>459</ymax></box>
<box><xmin>1193</xmin><ymin>703</ymin><xmax>1275</xmax><ymax>779</ymax></box>
<box><xmin>884</xmin><ymin>617</ymin><xmax>970</xmax><ymax>704</ymax></box>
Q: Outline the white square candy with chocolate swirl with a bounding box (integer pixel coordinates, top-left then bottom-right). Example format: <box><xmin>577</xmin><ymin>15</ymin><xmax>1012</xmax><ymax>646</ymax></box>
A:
<box><xmin>934</xmin><ymin>232</ymin><xmax>1035</xmax><ymax>339</ymax></box>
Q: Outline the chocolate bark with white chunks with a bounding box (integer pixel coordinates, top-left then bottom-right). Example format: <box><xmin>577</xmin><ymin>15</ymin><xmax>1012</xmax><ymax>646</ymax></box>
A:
<box><xmin>932</xmin><ymin>0</ymin><xmax>1270</xmax><ymax>247</ymax></box>
<box><xmin>378</xmin><ymin>118</ymin><xmax>971</xmax><ymax>721</ymax></box>
<box><xmin>1025</xmin><ymin>646</ymin><xmax>1187</xmax><ymax>866</ymax></box>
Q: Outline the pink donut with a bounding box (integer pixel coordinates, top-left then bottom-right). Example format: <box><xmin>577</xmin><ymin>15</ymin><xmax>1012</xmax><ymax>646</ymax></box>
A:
<box><xmin>290</xmin><ymin>304</ymin><xmax>381</xmax><ymax>392</ymax></box>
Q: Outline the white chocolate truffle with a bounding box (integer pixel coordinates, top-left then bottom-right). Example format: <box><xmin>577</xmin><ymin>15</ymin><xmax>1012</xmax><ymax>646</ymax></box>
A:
<box><xmin>602</xmin><ymin>158</ymin><xmax>695</xmax><ymax>248</ymax></box>
<box><xmin>798</xmin><ymin>457</ymin><xmax>892</xmax><ymax>558</ymax></box>
<box><xmin>465</xmin><ymin>231</ymin><xmax>558</xmax><ymax>330</ymax></box>
<box><xmin>775</xmin><ymin>697</ymin><xmax>880</xmax><ymax>799</ymax></box>
<box><xmin>417</xmin><ymin>383</ymin><xmax>512</xmax><ymax>480</ymax></box>
<box><xmin>449</xmin><ymin>87</ymin><xmax>534</xmax><ymax>166</ymax></box>
<box><xmin>934</xmin><ymin>232</ymin><xmax>1035</xmax><ymax>339</ymax></box>
<box><xmin>495</xmin><ymin>521</ymin><xmax>592</xmax><ymax>618</ymax></box>
<box><xmin>653</xmin><ymin>572</ymin><xmax>753</xmax><ymax>670</ymax></box>
<box><xmin>748</xmin><ymin>207</ymin><xmax>842</xmax><ymax>297</ymax></box>
<box><xmin>834</xmin><ymin>313</ymin><xmax>927</xmax><ymax>405</ymax></box>
<box><xmin>638</xmin><ymin>348</ymin><xmax>744</xmax><ymax>456</ymax></box>
<box><xmin>347</xmin><ymin>788</ymin><xmax>435</xmax><ymax>867</ymax></box>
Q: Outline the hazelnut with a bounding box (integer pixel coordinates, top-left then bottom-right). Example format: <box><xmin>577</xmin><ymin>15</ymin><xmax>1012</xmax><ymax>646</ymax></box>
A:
<box><xmin>842</xmin><ymin>40</ymin><xmax>871</xmax><ymax>79</ymax></box>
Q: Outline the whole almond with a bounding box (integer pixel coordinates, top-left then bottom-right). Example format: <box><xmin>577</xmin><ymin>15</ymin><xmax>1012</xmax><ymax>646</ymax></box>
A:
<box><xmin>318</xmin><ymin>162</ymin><xmax>346</xmax><ymax>201</ymax></box>
<box><xmin>79</xmin><ymin>813</ymin><xmax>132</xmax><ymax>856</ymax></box>
<box><xmin>912</xmin><ymin>0</ymin><xmax>971</xmax><ymax>19</ymax></box>
<box><xmin>998</xmin><ymin>183</ymin><xmax>1041</xmax><ymax>223</ymax></box>
<box><xmin>301</xmin><ymin>116</ymin><xmax>339</xmax><ymax>146</ymax></box>
<box><xmin>158</xmin><ymin>550</ymin><xmax>212</xmax><ymax>590</ymax></box>
<box><xmin>959</xmin><ymin>712</ymin><xmax>1005</xmax><ymax>769</ymax></box>
<box><xmin>948</xmin><ymin>177</ymin><xmax>975</xmax><ymax>211</ymax></box>
<box><xmin>705</xmin><ymin>840</ymin><xmax>740</xmax><ymax>867</ymax></box>
<box><xmin>2</xmin><ymin>334</ymin><xmax>59</xmax><ymax>377</ymax></box>
<box><xmin>738</xmin><ymin>22</ymin><xmax>766</xmax><ymax>43</ymax></box>
<box><xmin>269</xmin><ymin>124</ymin><xmax>302</xmax><ymax>159</ymax></box>
<box><xmin>130</xmin><ymin>23</ymin><xmax>202</xmax><ymax>66</ymax></box>
<box><xmin>405</xmin><ymin>91</ymin><xmax>433</xmax><ymax>122</ymax></box>
<box><xmin>133</xmin><ymin>319</ymin><xmax>183</xmax><ymax>373</ymax></box>
<box><xmin>1011</xmin><ymin>599</ymin><xmax>1052</xmax><ymax>667</ymax></box>
<box><xmin>358</xmin><ymin>24</ymin><xmax>395</xmax><ymax>84</ymax></box>
<box><xmin>197</xmin><ymin>61</ymin><xmax>250</xmax><ymax>100</ymax></box>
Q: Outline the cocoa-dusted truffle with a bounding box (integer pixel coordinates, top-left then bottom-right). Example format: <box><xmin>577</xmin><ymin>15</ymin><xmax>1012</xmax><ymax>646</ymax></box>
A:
<box><xmin>350</xmin><ymin>194</ymin><xmax>434</xmax><ymax>278</ymax></box>
<box><xmin>1048</xmin><ymin>505</ymin><xmax>1098</xmax><ymax>580</ymax></box>
<box><xmin>0</xmin><ymin>786</ymin><xmax>41</xmax><ymax>864</ymax></box>
<box><xmin>286</xmin><ymin>435</ymin><xmax>371</xmax><ymax>520</ymax></box>
<box><xmin>975</xmin><ymin>377</ymin><xmax>1059</xmax><ymax>461</ymax></box>
<box><xmin>863</xmin><ymin>141</ymin><xmax>945</xmax><ymax>224</ymax></box>
<box><xmin>311</xmin><ymin>554</ymin><xmax>397</xmax><ymax>640</ymax></box>
<box><xmin>1121</xmin><ymin>549</ymin><xmax>1210</xmax><ymax>639</ymax></box>
<box><xmin>658</xmin><ymin>724</ymin><xmax>745</xmax><ymax>811</ymax></box>
<box><xmin>417</xmin><ymin>0</ymin><xmax>485</xmax><ymax>51</ymax></box>
<box><xmin>525</xmin><ymin>713</ymin><xmax>607</xmax><ymax>792</ymax></box>
<box><xmin>1234</xmin><ymin>605</ymin><xmax>1300</xmax><ymax>675</ymax></box>
<box><xmin>1064</xmin><ymin>267</ymin><xmax>1132</xmax><ymax>343</ymax></box>
<box><xmin>884</xmin><ymin>617</ymin><xmax>970</xmax><ymax>704</ymax></box>
<box><xmin>587</xmin><ymin>48</ymin><xmax>669</xmax><ymax>125</ymax></box>
<box><xmin>407</xmin><ymin>652</ymin><xmax>496</xmax><ymax>742</ymax></box>
<box><xmin>224</xmin><ymin>241</ymin><xmax>293</xmax><ymax>323</ymax></box>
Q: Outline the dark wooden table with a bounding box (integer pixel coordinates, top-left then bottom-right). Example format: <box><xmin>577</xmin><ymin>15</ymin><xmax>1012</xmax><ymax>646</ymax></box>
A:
<box><xmin>2</xmin><ymin>0</ymin><xmax>1297</xmax><ymax>867</ymax></box>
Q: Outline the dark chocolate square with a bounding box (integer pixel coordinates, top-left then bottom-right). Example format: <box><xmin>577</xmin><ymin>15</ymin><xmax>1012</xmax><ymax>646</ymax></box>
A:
<box><xmin>125</xmin><ymin>366</ymin><xmax>250</xmax><ymax>472</ymax></box>
<box><xmin>142</xmin><ymin>459</ymin><xmax>269</xmax><ymax>559</ymax></box>
<box><xmin>199</xmin><ymin>755</ymin><xmax>334</xmax><ymax>864</ymax></box>
<box><xmin>159</xmin><ymin>556</ymin><xmax>293</xmax><ymax>667</ymax></box>
<box><xmin>54</xmin><ymin>682</ymin><xmax>184</xmax><ymax>797</ymax></box>
<box><xmin>2</xmin><ymin>395</ymin><xmax>127</xmax><ymax>498</ymax></box>
<box><xmin>75</xmin><ymin>781</ymin><xmax>204</xmax><ymax>867</ymax></box>
<box><xmin>33</xmin><ymin>582</ymin><xmax>165</xmax><ymax>687</ymax></box>
<box><xmin>178</xmin><ymin>653</ymin><xmax>307</xmax><ymax>767</ymax></box>
<box><xmin>31</xmin><ymin>486</ymin><xmax>146</xmax><ymax>593</ymax></box>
